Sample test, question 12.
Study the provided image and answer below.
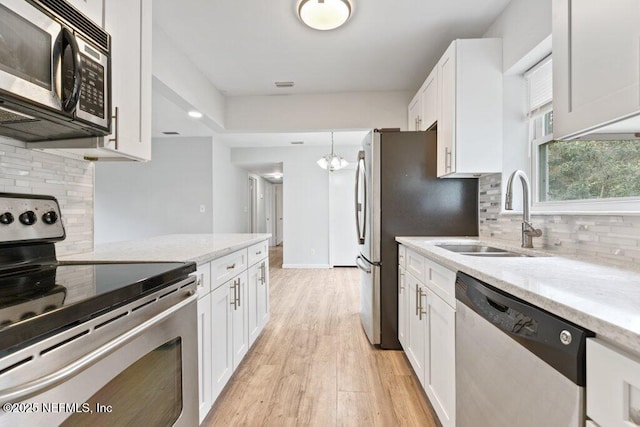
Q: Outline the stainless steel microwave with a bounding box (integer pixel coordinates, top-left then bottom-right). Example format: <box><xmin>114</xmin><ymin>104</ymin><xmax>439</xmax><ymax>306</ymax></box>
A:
<box><xmin>0</xmin><ymin>0</ymin><xmax>111</xmax><ymax>142</ymax></box>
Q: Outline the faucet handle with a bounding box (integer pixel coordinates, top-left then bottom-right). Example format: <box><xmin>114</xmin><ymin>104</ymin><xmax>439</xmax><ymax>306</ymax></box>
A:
<box><xmin>523</xmin><ymin>221</ymin><xmax>543</xmax><ymax>237</ymax></box>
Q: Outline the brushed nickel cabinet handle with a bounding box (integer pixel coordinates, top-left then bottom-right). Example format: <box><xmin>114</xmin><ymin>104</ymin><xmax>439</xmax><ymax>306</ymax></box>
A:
<box><xmin>108</xmin><ymin>106</ymin><xmax>119</xmax><ymax>150</ymax></box>
<box><xmin>236</xmin><ymin>279</ymin><xmax>241</xmax><ymax>307</ymax></box>
<box><xmin>230</xmin><ymin>281</ymin><xmax>237</xmax><ymax>309</ymax></box>
<box><xmin>418</xmin><ymin>289</ymin><xmax>427</xmax><ymax>321</ymax></box>
<box><xmin>226</xmin><ymin>263</ymin><xmax>236</xmax><ymax>270</ymax></box>
<box><xmin>415</xmin><ymin>286</ymin><xmax>419</xmax><ymax>317</ymax></box>
<box><xmin>445</xmin><ymin>147</ymin><xmax>452</xmax><ymax>172</ymax></box>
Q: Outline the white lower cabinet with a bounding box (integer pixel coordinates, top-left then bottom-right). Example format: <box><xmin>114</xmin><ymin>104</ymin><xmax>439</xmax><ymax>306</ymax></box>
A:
<box><xmin>248</xmin><ymin>259</ymin><xmax>270</xmax><ymax>347</ymax></box>
<box><xmin>210</xmin><ymin>280</ymin><xmax>233</xmax><ymax>404</ymax></box>
<box><xmin>230</xmin><ymin>271</ymin><xmax>249</xmax><ymax>371</ymax></box>
<box><xmin>587</xmin><ymin>338</ymin><xmax>640</xmax><ymax>427</ymax></box>
<box><xmin>196</xmin><ymin>240</ymin><xmax>270</xmax><ymax>423</ymax></box>
<box><xmin>398</xmin><ymin>265</ymin><xmax>409</xmax><ymax>349</ymax></box>
<box><xmin>399</xmin><ymin>244</ymin><xmax>456</xmax><ymax>427</ymax></box>
<box><xmin>197</xmin><ymin>290</ymin><xmax>212</xmax><ymax>424</ymax></box>
<box><xmin>425</xmin><ymin>288</ymin><xmax>455</xmax><ymax>426</ymax></box>
<box><xmin>406</xmin><ymin>272</ymin><xmax>427</xmax><ymax>388</ymax></box>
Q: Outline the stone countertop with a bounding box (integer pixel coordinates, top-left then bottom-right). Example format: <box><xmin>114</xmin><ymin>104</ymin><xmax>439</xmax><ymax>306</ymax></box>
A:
<box><xmin>396</xmin><ymin>236</ymin><xmax>640</xmax><ymax>355</ymax></box>
<box><xmin>60</xmin><ymin>233</ymin><xmax>272</xmax><ymax>265</ymax></box>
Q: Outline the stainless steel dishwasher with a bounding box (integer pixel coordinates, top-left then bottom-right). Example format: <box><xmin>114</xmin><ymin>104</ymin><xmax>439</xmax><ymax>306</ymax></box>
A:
<box><xmin>455</xmin><ymin>272</ymin><xmax>593</xmax><ymax>427</ymax></box>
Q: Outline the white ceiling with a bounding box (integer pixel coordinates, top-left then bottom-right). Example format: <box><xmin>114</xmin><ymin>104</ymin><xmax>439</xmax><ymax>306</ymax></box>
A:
<box><xmin>153</xmin><ymin>0</ymin><xmax>511</xmax><ymax>96</ymax></box>
<box><xmin>151</xmin><ymin>0</ymin><xmax>511</xmax><ymax>151</ymax></box>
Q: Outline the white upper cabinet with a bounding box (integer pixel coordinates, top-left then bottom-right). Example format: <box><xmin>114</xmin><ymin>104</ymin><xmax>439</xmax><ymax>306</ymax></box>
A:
<box><xmin>103</xmin><ymin>0</ymin><xmax>152</xmax><ymax>161</ymax></box>
<box><xmin>408</xmin><ymin>93</ymin><xmax>422</xmax><ymax>131</ymax></box>
<box><xmin>66</xmin><ymin>0</ymin><xmax>103</xmax><ymax>24</ymax></box>
<box><xmin>407</xmin><ymin>68</ymin><xmax>438</xmax><ymax>131</ymax></box>
<box><xmin>436</xmin><ymin>39</ymin><xmax>503</xmax><ymax>178</ymax></box>
<box><xmin>553</xmin><ymin>0</ymin><xmax>640</xmax><ymax>139</ymax></box>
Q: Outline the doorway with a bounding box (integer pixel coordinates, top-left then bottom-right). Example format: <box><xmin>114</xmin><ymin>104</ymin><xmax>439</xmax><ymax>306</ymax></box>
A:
<box><xmin>249</xmin><ymin>176</ymin><xmax>258</xmax><ymax>233</ymax></box>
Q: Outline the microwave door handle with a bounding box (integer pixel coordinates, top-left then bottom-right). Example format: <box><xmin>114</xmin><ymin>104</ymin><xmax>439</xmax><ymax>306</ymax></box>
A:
<box><xmin>59</xmin><ymin>28</ymin><xmax>83</xmax><ymax>113</ymax></box>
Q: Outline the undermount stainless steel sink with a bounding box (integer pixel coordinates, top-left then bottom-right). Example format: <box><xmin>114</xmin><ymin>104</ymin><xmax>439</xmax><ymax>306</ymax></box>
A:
<box><xmin>436</xmin><ymin>244</ymin><xmax>535</xmax><ymax>257</ymax></box>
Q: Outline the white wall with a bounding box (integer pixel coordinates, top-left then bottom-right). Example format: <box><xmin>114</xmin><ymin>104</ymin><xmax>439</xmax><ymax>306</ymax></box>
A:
<box><xmin>212</xmin><ymin>137</ymin><xmax>249</xmax><ymax>233</ymax></box>
<box><xmin>226</xmin><ymin>91</ymin><xmax>412</xmax><ymax>132</ymax></box>
<box><xmin>95</xmin><ymin>138</ymin><xmax>214</xmax><ymax>243</ymax></box>
<box><xmin>484</xmin><ymin>0</ymin><xmax>553</xmax><ymax>210</ymax></box>
<box><xmin>484</xmin><ymin>0</ymin><xmax>552</xmax><ymax>73</ymax></box>
<box><xmin>232</xmin><ymin>144</ymin><xmax>361</xmax><ymax>268</ymax></box>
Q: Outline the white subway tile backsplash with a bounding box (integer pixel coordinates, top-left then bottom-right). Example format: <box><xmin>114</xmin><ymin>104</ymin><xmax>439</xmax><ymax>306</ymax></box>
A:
<box><xmin>0</xmin><ymin>137</ymin><xmax>93</xmax><ymax>256</ymax></box>
<box><xmin>479</xmin><ymin>173</ymin><xmax>640</xmax><ymax>271</ymax></box>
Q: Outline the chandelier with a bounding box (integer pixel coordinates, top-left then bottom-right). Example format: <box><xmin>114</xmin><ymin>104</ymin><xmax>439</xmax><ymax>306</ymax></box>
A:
<box><xmin>317</xmin><ymin>132</ymin><xmax>348</xmax><ymax>171</ymax></box>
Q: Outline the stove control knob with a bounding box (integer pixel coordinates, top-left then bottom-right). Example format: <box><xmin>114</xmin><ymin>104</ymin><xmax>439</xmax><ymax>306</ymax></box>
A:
<box><xmin>0</xmin><ymin>212</ymin><xmax>14</xmax><ymax>225</ymax></box>
<box><xmin>42</xmin><ymin>211</ymin><xmax>58</xmax><ymax>225</ymax></box>
<box><xmin>19</xmin><ymin>210</ymin><xmax>37</xmax><ymax>225</ymax></box>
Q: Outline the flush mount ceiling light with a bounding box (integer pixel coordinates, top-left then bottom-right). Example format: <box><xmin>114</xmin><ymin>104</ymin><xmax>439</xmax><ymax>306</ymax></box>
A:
<box><xmin>298</xmin><ymin>0</ymin><xmax>352</xmax><ymax>31</ymax></box>
<box><xmin>317</xmin><ymin>132</ymin><xmax>348</xmax><ymax>171</ymax></box>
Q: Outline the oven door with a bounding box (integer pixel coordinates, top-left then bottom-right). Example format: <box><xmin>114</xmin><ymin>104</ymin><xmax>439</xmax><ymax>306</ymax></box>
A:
<box><xmin>0</xmin><ymin>278</ymin><xmax>198</xmax><ymax>426</ymax></box>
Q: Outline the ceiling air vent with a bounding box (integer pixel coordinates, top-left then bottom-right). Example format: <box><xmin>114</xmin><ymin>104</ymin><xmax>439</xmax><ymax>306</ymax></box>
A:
<box><xmin>162</xmin><ymin>131</ymin><xmax>180</xmax><ymax>135</ymax></box>
<box><xmin>290</xmin><ymin>141</ymin><xmax>304</xmax><ymax>145</ymax></box>
<box><xmin>275</xmin><ymin>81</ymin><xmax>295</xmax><ymax>88</ymax></box>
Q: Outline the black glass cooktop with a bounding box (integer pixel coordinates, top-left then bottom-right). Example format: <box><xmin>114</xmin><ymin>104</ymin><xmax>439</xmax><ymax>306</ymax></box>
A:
<box><xmin>0</xmin><ymin>261</ymin><xmax>196</xmax><ymax>357</ymax></box>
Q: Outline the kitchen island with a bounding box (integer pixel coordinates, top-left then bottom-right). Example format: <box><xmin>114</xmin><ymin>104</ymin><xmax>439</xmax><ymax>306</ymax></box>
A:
<box><xmin>62</xmin><ymin>233</ymin><xmax>271</xmax><ymax>423</ymax></box>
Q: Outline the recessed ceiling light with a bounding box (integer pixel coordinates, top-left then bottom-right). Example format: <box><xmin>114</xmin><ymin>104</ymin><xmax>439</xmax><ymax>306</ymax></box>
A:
<box><xmin>298</xmin><ymin>0</ymin><xmax>352</xmax><ymax>31</ymax></box>
<box><xmin>188</xmin><ymin>110</ymin><xmax>203</xmax><ymax>118</ymax></box>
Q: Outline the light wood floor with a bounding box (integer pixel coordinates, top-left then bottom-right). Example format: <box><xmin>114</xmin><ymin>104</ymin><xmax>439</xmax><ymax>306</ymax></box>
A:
<box><xmin>203</xmin><ymin>246</ymin><xmax>438</xmax><ymax>426</ymax></box>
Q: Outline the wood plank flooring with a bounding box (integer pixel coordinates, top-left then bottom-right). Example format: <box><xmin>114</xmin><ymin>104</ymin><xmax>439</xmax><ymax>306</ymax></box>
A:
<box><xmin>203</xmin><ymin>246</ymin><xmax>438</xmax><ymax>426</ymax></box>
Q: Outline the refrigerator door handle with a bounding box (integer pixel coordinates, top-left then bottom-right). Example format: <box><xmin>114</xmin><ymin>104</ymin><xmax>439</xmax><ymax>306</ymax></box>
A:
<box><xmin>354</xmin><ymin>151</ymin><xmax>366</xmax><ymax>245</ymax></box>
<box><xmin>355</xmin><ymin>255</ymin><xmax>371</xmax><ymax>274</ymax></box>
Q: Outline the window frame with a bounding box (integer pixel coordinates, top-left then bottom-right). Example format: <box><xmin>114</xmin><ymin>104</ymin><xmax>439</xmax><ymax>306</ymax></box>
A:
<box><xmin>527</xmin><ymin>57</ymin><xmax>640</xmax><ymax>215</ymax></box>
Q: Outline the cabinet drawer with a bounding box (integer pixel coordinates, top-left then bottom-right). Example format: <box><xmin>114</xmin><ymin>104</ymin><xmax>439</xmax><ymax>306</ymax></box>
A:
<box><xmin>587</xmin><ymin>338</ymin><xmax>640</xmax><ymax>427</ymax></box>
<box><xmin>398</xmin><ymin>245</ymin><xmax>406</xmax><ymax>268</ymax></box>
<box><xmin>424</xmin><ymin>257</ymin><xmax>456</xmax><ymax>309</ymax></box>
<box><xmin>248</xmin><ymin>240</ymin><xmax>269</xmax><ymax>266</ymax></box>
<box><xmin>406</xmin><ymin>248</ymin><xmax>426</xmax><ymax>282</ymax></box>
<box><xmin>211</xmin><ymin>249</ymin><xmax>248</xmax><ymax>290</ymax></box>
<box><xmin>194</xmin><ymin>262</ymin><xmax>212</xmax><ymax>299</ymax></box>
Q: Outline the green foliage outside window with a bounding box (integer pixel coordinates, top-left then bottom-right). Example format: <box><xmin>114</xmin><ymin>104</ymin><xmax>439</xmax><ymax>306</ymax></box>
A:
<box><xmin>539</xmin><ymin>140</ymin><xmax>640</xmax><ymax>202</ymax></box>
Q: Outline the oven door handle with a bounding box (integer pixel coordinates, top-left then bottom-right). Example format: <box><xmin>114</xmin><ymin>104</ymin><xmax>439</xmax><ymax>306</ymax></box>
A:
<box><xmin>0</xmin><ymin>290</ymin><xmax>197</xmax><ymax>405</ymax></box>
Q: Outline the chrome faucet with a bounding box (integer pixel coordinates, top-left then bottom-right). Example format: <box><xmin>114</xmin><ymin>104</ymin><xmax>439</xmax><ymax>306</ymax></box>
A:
<box><xmin>505</xmin><ymin>170</ymin><xmax>542</xmax><ymax>248</ymax></box>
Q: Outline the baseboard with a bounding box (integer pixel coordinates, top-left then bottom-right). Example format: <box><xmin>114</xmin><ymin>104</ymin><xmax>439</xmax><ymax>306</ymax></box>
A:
<box><xmin>282</xmin><ymin>264</ymin><xmax>331</xmax><ymax>269</ymax></box>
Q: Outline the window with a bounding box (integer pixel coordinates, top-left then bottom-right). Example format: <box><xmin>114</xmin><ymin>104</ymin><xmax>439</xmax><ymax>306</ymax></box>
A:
<box><xmin>527</xmin><ymin>57</ymin><xmax>640</xmax><ymax>212</ymax></box>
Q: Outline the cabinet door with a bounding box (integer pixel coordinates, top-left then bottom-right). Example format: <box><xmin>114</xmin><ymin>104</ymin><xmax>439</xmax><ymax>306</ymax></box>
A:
<box><xmin>247</xmin><ymin>263</ymin><xmax>261</xmax><ymax>347</ymax></box>
<box><xmin>211</xmin><ymin>283</ymin><xmax>233</xmax><ymax>403</ymax></box>
<box><xmin>437</xmin><ymin>42</ymin><xmax>456</xmax><ymax>177</ymax></box>
<box><xmin>406</xmin><ymin>273</ymin><xmax>428</xmax><ymax>388</ymax></box>
<box><xmin>553</xmin><ymin>0</ymin><xmax>640</xmax><ymax>139</ymax></box>
<box><xmin>197</xmin><ymin>295</ymin><xmax>213</xmax><ymax>423</ymax></box>
<box><xmin>103</xmin><ymin>0</ymin><xmax>152</xmax><ymax>160</ymax></box>
<box><xmin>398</xmin><ymin>265</ymin><xmax>409</xmax><ymax>349</ymax></box>
<box><xmin>420</xmin><ymin>68</ymin><xmax>438</xmax><ymax>130</ymax></box>
<box><xmin>408</xmin><ymin>95</ymin><xmax>422</xmax><ymax>131</ymax></box>
<box><xmin>231</xmin><ymin>272</ymin><xmax>249</xmax><ymax>370</ymax></box>
<box><xmin>425</xmin><ymin>290</ymin><xmax>456</xmax><ymax>427</ymax></box>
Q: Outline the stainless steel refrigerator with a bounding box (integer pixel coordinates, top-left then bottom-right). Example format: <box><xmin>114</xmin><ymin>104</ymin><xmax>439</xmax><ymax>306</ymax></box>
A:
<box><xmin>355</xmin><ymin>129</ymin><xmax>478</xmax><ymax>349</ymax></box>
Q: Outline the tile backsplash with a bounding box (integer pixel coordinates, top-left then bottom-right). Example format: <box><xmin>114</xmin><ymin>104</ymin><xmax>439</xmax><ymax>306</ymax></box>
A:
<box><xmin>0</xmin><ymin>138</ymin><xmax>93</xmax><ymax>256</ymax></box>
<box><xmin>479</xmin><ymin>173</ymin><xmax>640</xmax><ymax>270</ymax></box>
